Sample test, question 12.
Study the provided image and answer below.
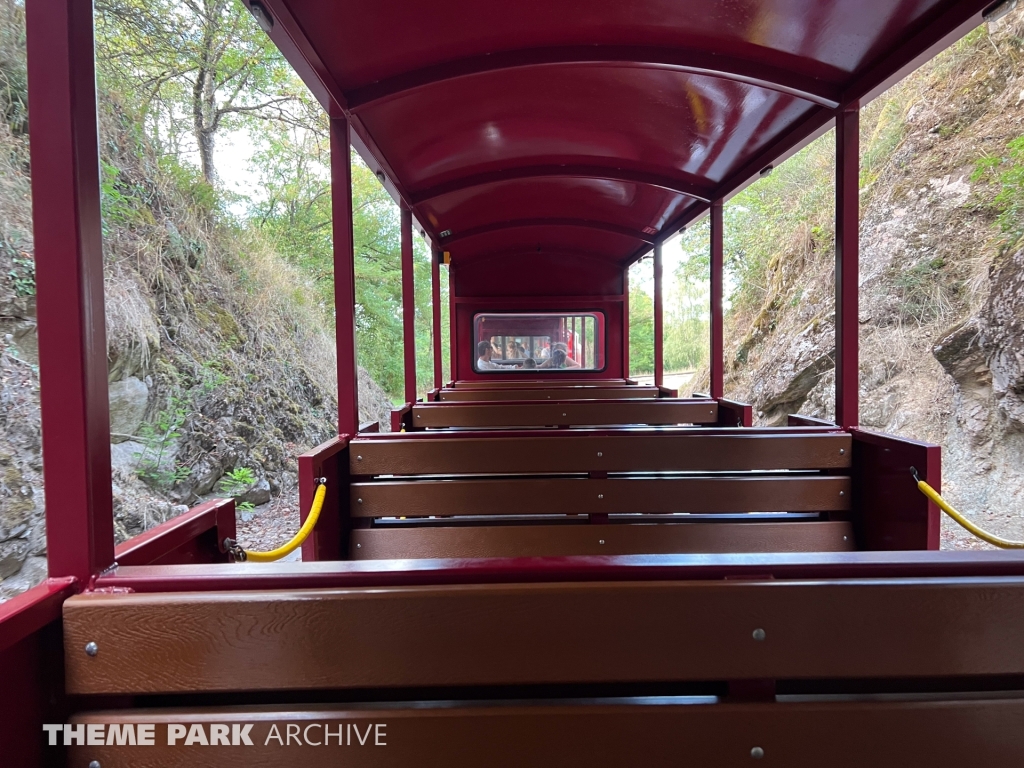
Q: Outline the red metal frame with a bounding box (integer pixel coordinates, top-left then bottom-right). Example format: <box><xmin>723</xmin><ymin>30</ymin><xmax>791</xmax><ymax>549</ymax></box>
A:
<box><xmin>298</xmin><ymin>436</ymin><xmax>350</xmax><ymax>562</ymax></box>
<box><xmin>26</xmin><ymin>0</ymin><xmax>115</xmax><ymax>584</ymax></box>
<box><xmin>835</xmin><ymin>106</ymin><xmax>860</xmax><ymax>429</ymax></box>
<box><xmin>112</xmin><ymin>499</ymin><xmax>235</xmax><ymax>567</ymax></box>
<box><xmin>653</xmin><ymin>244</ymin><xmax>663</xmax><ymax>387</ymax></box>
<box><xmin>431</xmin><ymin>248</ymin><xmax>443</xmax><ymax>388</ymax></box>
<box><xmin>710</xmin><ymin>200</ymin><xmax>725</xmax><ymax>400</ymax></box>
<box><xmin>332</xmin><ymin>117</ymin><xmax>361</xmax><ymax>436</ymax></box>
<box><xmin>401</xmin><ymin>206</ymin><xmax>418</xmax><ymax>402</ymax></box>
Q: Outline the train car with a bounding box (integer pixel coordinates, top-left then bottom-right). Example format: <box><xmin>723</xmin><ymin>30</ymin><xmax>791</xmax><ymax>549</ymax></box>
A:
<box><xmin>4</xmin><ymin>0</ymin><xmax>1024</xmax><ymax>765</ymax></box>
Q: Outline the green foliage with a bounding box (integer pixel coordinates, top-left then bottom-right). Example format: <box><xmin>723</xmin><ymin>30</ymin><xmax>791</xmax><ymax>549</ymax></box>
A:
<box><xmin>6</xmin><ymin>249</ymin><xmax>33</xmax><ymax>296</ymax></box>
<box><xmin>974</xmin><ymin>135</ymin><xmax>1024</xmax><ymax>246</ymax></box>
<box><xmin>628</xmin><ymin>282</ymin><xmax>654</xmax><ymax>375</ymax></box>
<box><xmin>134</xmin><ymin>398</ymin><xmax>190</xmax><ymax>489</ymax></box>
<box><xmin>891</xmin><ymin>256</ymin><xmax>957</xmax><ymax>324</ymax></box>
<box><xmin>216</xmin><ymin>466</ymin><xmax>256</xmax><ymax>497</ymax></box>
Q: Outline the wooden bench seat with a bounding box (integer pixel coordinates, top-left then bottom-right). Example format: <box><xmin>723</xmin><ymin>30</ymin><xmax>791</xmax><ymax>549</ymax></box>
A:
<box><xmin>63</xmin><ymin>578</ymin><xmax>1024</xmax><ymax>695</ymax></box>
<box><xmin>68</xmin><ymin>697</ymin><xmax>1024</xmax><ymax>767</ymax></box>
<box><xmin>438</xmin><ymin>385</ymin><xmax>661</xmax><ymax>401</ymax></box>
<box><xmin>410</xmin><ymin>399</ymin><xmax>719</xmax><ymax>429</ymax></box>
<box><xmin>348</xmin><ymin>428</ymin><xmax>853</xmax><ymax>559</ymax></box>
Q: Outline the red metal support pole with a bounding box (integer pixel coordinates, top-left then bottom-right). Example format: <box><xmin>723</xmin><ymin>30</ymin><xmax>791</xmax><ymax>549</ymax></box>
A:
<box><xmin>26</xmin><ymin>0</ymin><xmax>115</xmax><ymax>582</ymax></box>
<box><xmin>400</xmin><ymin>206</ymin><xmax>417</xmax><ymax>402</ymax></box>
<box><xmin>710</xmin><ymin>200</ymin><xmax>725</xmax><ymax>399</ymax></box>
<box><xmin>653</xmin><ymin>244</ymin><xmax>664</xmax><ymax>387</ymax></box>
<box><xmin>836</xmin><ymin>106</ymin><xmax>860</xmax><ymax>429</ymax></box>
<box><xmin>448</xmin><ymin>261</ymin><xmax>456</xmax><ymax>382</ymax></box>
<box><xmin>431</xmin><ymin>248</ymin><xmax>443</xmax><ymax>389</ymax></box>
<box><xmin>622</xmin><ymin>268</ymin><xmax>630</xmax><ymax>377</ymax></box>
<box><xmin>330</xmin><ymin>118</ymin><xmax>360</xmax><ymax>436</ymax></box>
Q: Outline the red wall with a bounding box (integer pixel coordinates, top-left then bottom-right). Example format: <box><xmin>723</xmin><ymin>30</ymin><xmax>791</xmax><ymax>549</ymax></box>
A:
<box><xmin>452</xmin><ymin>254</ymin><xmax>626</xmax><ymax>381</ymax></box>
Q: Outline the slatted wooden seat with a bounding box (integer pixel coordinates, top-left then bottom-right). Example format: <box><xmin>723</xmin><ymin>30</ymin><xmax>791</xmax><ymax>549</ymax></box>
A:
<box><xmin>438</xmin><ymin>385</ymin><xmax>661</xmax><ymax>401</ymax></box>
<box><xmin>348</xmin><ymin>428</ymin><xmax>854</xmax><ymax>559</ymax></box>
<box><xmin>410</xmin><ymin>398</ymin><xmax>719</xmax><ymax>429</ymax></box>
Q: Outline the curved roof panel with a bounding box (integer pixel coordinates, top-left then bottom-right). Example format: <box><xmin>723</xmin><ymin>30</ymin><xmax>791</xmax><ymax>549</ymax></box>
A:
<box><xmin>258</xmin><ymin>0</ymin><xmax>995</xmax><ymax>267</ymax></box>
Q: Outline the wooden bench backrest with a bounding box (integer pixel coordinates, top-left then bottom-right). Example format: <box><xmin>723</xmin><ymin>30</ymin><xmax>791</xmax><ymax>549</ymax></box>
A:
<box><xmin>410</xmin><ymin>399</ymin><xmax>719</xmax><ymax>429</ymax></box>
<box><xmin>438</xmin><ymin>386</ymin><xmax>660</xmax><ymax>401</ymax></box>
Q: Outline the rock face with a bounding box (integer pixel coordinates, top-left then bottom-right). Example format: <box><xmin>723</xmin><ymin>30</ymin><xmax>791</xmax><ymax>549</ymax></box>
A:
<box><xmin>107</xmin><ymin>376</ymin><xmax>150</xmax><ymax>442</ymax></box>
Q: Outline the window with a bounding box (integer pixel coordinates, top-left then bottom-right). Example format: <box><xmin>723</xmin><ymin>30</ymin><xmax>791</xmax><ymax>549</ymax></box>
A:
<box><xmin>473</xmin><ymin>312</ymin><xmax>605</xmax><ymax>373</ymax></box>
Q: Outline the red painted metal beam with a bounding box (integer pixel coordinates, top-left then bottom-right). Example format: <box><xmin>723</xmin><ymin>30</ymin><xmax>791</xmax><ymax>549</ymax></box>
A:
<box><xmin>653</xmin><ymin>243</ymin><xmax>663</xmax><ymax>387</ymax></box>
<box><xmin>448</xmin><ymin>261</ymin><xmax>457</xmax><ymax>382</ymax></box>
<box><xmin>113</xmin><ymin>499</ymin><xmax>235</xmax><ymax>567</ymax></box>
<box><xmin>835</xmin><ymin>107</ymin><xmax>860</xmax><ymax>429</ymax></box>
<box><xmin>26</xmin><ymin>0</ymin><xmax>115</xmax><ymax>583</ymax></box>
<box><xmin>411</xmin><ymin>165</ymin><xmax>714</xmax><ymax>206</ymax></box>
<box><xmin>331</xmin><ymin>118</ymin><xmax>361</xmax><ymax>436</ymax></box>
<box><xmin>710</xmin><ymin>200</ymin><xmax>725</xmax><ymax>400</ymax></box>
<box><xmin>0</xmin><ymin>577</ymin><xmax>76</xmax><ymax>655</ymax></box>
<box><xmin>401</xmin><ymin>206</ymin><xmax>418</xmax><ymax>403</ymax></box>
<box><xmin>440</xmin><ymin>218</ymin><xmax>656</xmax><ymax>246</ymax></box>
<box><xmin>431</xmin><ymin>248</ymin><xmax>443</xmax><ymax>389</ymax></box>
<box><xmin>622</xmin><ymin>268</ymin><xmax>631</xmax><ymax>377</ymax></box>
<box><xmin>344</xmin><ymin>46</ymin><xmax>843</xmax><ymax>110</ymax></box>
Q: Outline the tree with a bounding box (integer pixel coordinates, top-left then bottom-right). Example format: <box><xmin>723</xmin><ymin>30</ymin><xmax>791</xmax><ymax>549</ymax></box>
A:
<box><xmin>95</xmin><ymin>0</ymin><xmax>300</xmax><ymax>182</ymax></box>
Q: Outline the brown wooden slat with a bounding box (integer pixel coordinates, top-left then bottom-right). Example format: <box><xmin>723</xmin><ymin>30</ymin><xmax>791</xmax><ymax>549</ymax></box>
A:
<box><xmin>351</xmin><ymin>476</ymin><xmax>852</xmax><ymax>517</ymax></box>
<box><xmin>439</xmin><ymin>387</ymin><xmax>659</xmax><ymax>401</ymax></box>
<box><xmin>349</xmin><ymin>521</ymin><xmax>855</xmax><ymax>559</ymax></box>
<box><xmin>450</xmin><ymin>378</ymin><xmax>631</xmax><ymax>389</ymax></box>
<box><xmin>64</xmin><ymin>577</ymin><xmax>1024</xmax><ymax>695</ymax></box>
<box><xmin>350</xmin><ymin>433</ymin><xmax>852</xmax><ymax>475</ymax></box>
<box><xmin>412</xmin><ymin>400</ymin><xmax>718</xmax><ymax>428</ymax></box>
<box><xmin>69</xmin><ymin>698</ymin><xmax>1024</xmax><ymax>768</ymax></box>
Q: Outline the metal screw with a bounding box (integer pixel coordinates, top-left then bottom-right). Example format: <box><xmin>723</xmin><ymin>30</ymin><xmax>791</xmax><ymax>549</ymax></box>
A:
<box><xmin>598</xmin><ymin>539</ymin><xmax>606</xmax><ymax>545</ymax></box>
<box><xmin>84</xmin><ymin>642</ymin><xmax>98</xmax><ymax>657</ymax></box>
<box><xmin>597</xmin><ymin>451</ymin><xmax>603</xmax><ymax>457</ymax></box>
<box><xmin>598</xmin><ymin>494</ymin><xmax>604</xmax><ymax>499</ymax></box>
<box><xmin>843</xmin><ymin>536</ymin><xmax>849</xmax><ymax>541</ymax></box>
<box><xmin>89</xmin><ymin>761</ymin><xmax>102</xmax><ymax>768</ymax></box>
<box><xmin>752</xmin><ymin>628</ymin><xmax>766</xmax><ymax>642</ymax></box>
<box><xmin>839</xmin><ymin>490</ymin><xmax>845</xmax><ymax>496</ymax></box>
<box><xmin>356</xmin><ymin>455</ymin><xmax>363</xmax><ymax>461</ymax></box>
<box><xmin>562</xmin><ymin>413</ymin><xmax>567</xmax><ymax>417</ymax></box>
<box><xmin>751</xmin><ymin>747</ymin><xmax>764</xmax><ymax>759</ymax></box>
<box><xmin>839</xmin><ymin>448</ymin><xmax>846</xmax><ymax>455</ymax></box>
<box><xmin>357</xmin><ymin>498</ymin><xmax>363</xmax><ymax>504</ymax></box>
<box><xmin>416</xmin><ymin>414</ymin><xmax>421</xmax><ymax>419</ymax></box>
<box><xmin>356</xmin><ymin>543</ymin><xmax>362</xmax><ymax>548</ymax></box>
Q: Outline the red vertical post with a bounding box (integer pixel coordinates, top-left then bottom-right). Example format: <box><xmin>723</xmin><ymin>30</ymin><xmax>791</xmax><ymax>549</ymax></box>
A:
<box><xmin>836</xmin><ymin>107</ymin><xmax>860</xmax><ymax>429</ymax></box>
<box><xmin>653</xmin><ymin>244</ymin><xmax>664</xmax><ymax>387</ymax></box>
<box><xmin>710</xmin><ymin>200</ymin><xmax>725</xmax><ymax>399</ymax></box>
<box><xmin>26</xmin><ymin>0</ymin><xmax>115</xmax><ymax>582</ymax></box>
<box><xmin>330</xmin><ymin>118</ymin><xmax>360</xmax><ymax>436</ymax></box>
<box><xmin>448</xmin><ymin>261</ymin><xmax>456</xmax><ymax>382</ymax></box>
<box><xmin>623</xmin><ymin>267</ymin><xmax>630</xmax><ymax>377</ymax></box>
<box><xmin>431</xmin><ymin>248</ymin><xmax>443</xmax><ymax>389</ymax></box>
<box><xmin>400</xmin><ymin>206</ymin><xmax>417</xmax><ymax>403</ymax></box>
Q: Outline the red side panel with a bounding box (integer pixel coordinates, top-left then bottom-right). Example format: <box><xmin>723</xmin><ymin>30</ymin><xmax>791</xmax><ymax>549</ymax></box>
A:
<box><xmin>299</xmin><ymin>436</ymin><xmax>351</xmax><ymax>561</ymax></box>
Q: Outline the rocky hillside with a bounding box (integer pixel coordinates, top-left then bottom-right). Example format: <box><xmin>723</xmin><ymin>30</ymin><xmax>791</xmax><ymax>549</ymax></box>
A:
<box><xmin>0</xmin><ymin>66</ymin><xmax>392</xmax><ymax>599</ymax></box>
<box><xmin>704</xmin><ymin>11</ymin><xmax>1024</xmax><ymax>549</ymax></box>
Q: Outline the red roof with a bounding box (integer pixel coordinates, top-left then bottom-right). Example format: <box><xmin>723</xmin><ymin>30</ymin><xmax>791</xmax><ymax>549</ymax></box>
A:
<box><xmin>259</xmin><ymin>0</ymin><xmax>995</xmax><ymax>268</ymax></box>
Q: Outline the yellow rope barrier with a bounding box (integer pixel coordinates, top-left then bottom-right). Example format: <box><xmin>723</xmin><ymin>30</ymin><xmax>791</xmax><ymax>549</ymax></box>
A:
<box><xmin>911</xmin><ymin>467</ymin><xmax>1024</xmax><ymax>549</ymax></box>
<box><xmin>224</xmin><ymin>480</ymin><xmax>327</xmax><ymax>562</ymax></box>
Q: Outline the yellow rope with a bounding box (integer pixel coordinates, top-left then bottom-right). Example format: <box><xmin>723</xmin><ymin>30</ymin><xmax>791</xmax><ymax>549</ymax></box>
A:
<box><xmin>226</xmin><ymin>481</ymin><xmax>327</xmax><ymax>562</ymax></box>
<box><xmin>911</xmin><ymin>467</ymin><xmax>1024</xmax><ymax>549</ymax></box>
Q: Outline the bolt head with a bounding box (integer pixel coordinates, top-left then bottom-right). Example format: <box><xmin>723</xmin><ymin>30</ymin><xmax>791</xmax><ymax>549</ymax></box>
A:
<box><xmin>598</xmin><ymin>539</ymin><xmax>606</xmax><ymax>545</ymax></box>
<box><xmin>89</xmin><ymin>761</ymin><xmax>102</xmax><ymax>768</ymax></box>
<box><xmin>840</xmin><ymin>448</ymin><xmax>846</xmax><ymax>455</ymax></box>
<box><xmin>356</xmin><ymin>543</ymin><xmax>362</xmax><ymax>548</ymax></box>
<box><xmin>357</xmin><ymin>498</ymin><xmax>363</xmax><ymax>504</ymax></box>
<box><xmin>597</xmin><ymin>451</ymin><xmax>603</xmax><ymax>457</ymax></box>
<box><xmin>598</xmin><ymin>494</ymin><xmax>604</xmax><ymax>499</ymax></box>
<box><xmin>751</xmin><ymin>747</ymin><xmax>764</xmax><ymax>759</ymax></box>
<box><xmin>839</xmin><ymin>490</ymin><xmax>845</xmax><ymax>496</ymax></box>
<box><xmin>752</xmin><ymin>628</ymin><xmax>766</xmax><ymax>642</ymax></box>
<box><xmin>356</xmin><ymin>455</ymin><xmax>363</xmax><ymax>461</ymax></box>
<box><xmin>84</xmin><ymin>642</ymin><xmax>98</xmax><ymax>657</ymax></box>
